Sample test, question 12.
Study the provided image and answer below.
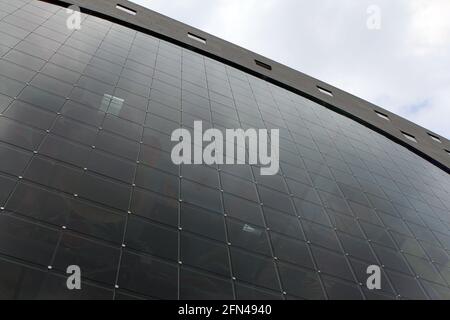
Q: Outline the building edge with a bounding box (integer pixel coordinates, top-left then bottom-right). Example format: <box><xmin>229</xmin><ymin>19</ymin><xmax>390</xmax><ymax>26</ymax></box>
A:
<box><xmin>40</xmin><ymin>0</ymin><xmax>450</xmax><ymax>174</ymax></box>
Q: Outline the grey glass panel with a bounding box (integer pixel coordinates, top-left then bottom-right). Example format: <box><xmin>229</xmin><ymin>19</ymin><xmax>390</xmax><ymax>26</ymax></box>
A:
<box><xmin>338</xmin><ymin>232</ymin><xmax>376</xmax><ymax>263</ymax></box>
<box><xmin>135</xmin><ymin>165</ymin><xmax>178</xmax><ymax>198</ymax></box>
<box><xmin>278</xmin><ymin>262</ymin><xmax>324</xmax><ymax>299</ymax></box>
<box><xmin>302</xmin><ymin>221</ymin><xmax>341</xmax><ymax>252</ymax></box>
<box><xmin>180</xmin><ymin>203</ymin><xmax>226</xmax><ymax>242</ymax></box>
<box><xmin>359</xmin><ymin>221</ymin><xmax>397</xmax><ymax>249</ymax></box>
<box><xmin>102</xmin><ymin>114</ymin><xmax>142</xmax><ymax>141</ymax></box>
<box><xmin>404</xmin><ymin>254</ymin><xmax>445</xmax><ymax>284</ymax></box>
<box><xmin>60</xmin><ymin>100</ymin><xmax>105</xmax><ymax>127</ymax></box>
<box><xmin>181</xmin><ymin>179</ymin><xmax>222</xmax><ymax>213</ymax></box>
<box><xmin>41</xmin><ymin>63</ymin><xmax>81</xmax><ymax>84</ymax></box>
<box><xmin>52</xmin><ymin>117</ymin><xmax>98</xmax><ymax>146</ymax></box>
<box><xmin>235</xmin><ymin>282</ymin><xmax>283</xmax><ymax>300</ymax></box>
<box><xmin>0</xmin><ymin>174</ymin><xmax>16</xmax><ymax>205</ymax></box>
<box><xmin>25</xmin><ymin>156</ymin><xmax>82</xmax><ymax>194</ymax></box>
<box><xmin>230</xmin><ymin>247</ymin><xmax>279</xmax><ymax>291</ymax></box>
<box><xmin>311</xmin><ymin>246</ymin><xmax>355</xmax><ymax>282</ymax></box>
<box><xmin>53</xmin><ymin>233</ymin><xmax>120</xmax><ymax>285</ymax></box>
<box><xmin>18</xmin><ymin>86</ymin><xmax>66</xmax><ymax>112</ymax></box>
<box><xmin>420</xmin><ymin>280</ymin><xmax>450</xmax><ymax>300</ymax></box>
<box><xmin>348</xmin><ymin>257</ymin><xmax>395</xmax><ymax>295</ymax></box>
<box><xmin>221</xmin><ymin>172</ymin><xmax>258</xmax><ymax>202</ymax></box>
<box><xmin>38</xmin><ymin>135</ymin><xmax>90</xmax><ymax>167</ymax></box>
<box><xmin>264</xmin><ymin>208</ymin><xmax>305</xmax><ymax>240</ymax></box>
<box><xmin>131</xmin><ymin>187</ymin><xmax>178</xmax><ymax>226</ymax></box>
<box><xmin>348</xmin><ymin>201</ymin><xmax>382</xmax><ymax>226</ymax></box>
<box><xmin>0</xmin><ymin>214</ymin><xmax>59</xmax><ymax>266</ymax></box>
<box><xmin>95</xmin><ymin>130</ymin><xmax>140</xmax><ymax>161</ymax></box>
<box><xmin>0</xmin><ymin>143</ymin><xmax>31</xmax><ymax>176</ymax></box>
<box><xmin>7</xmin><ymin>182</ymin><xmax>126</xmax><ymax>243</ymax></box>
<box><xmin>4</xmin><ymin>50</ymin><xmax>44</xmax><ymax>71</ymax></box>
<box><xmin>31</xmin><ymin>74</ymin><xmax>73</xmax><ymax>97</ymax></box>
<box><xmin>219</xmin><ymin>163</ymin><xmax>253</xmax><ymax>181</ymax></box>
<box><xmin>386</xmin><ymin>270</ymin><xmax>427</xmax><ymax>299</ymax></box>
<box><xmin>118</xmin><ymin>250</ymin><xmax>178</xmax><ymax>299</ymax></box>
<box><xmin>78</xmin><ymin>172</ymin><xmax>131</xmax><ymax>211</ymax></box>
<box><xmin>327</xmin><ymin>209</ymin><xmax>364</xmax><ymax>238</ymax></box>
<box><xmin>223</xmin><ymin>193</ymin><xmax>264</xmax><ymax>226</ymax></box>
<box><xmin>253</xmin><ymin>171</ymin><xmax>287</xmax><ymax>194</ymax></box>
<box><xmin>318</xmin><ymin>191</ymin><xmax>351</xmax><ymax>215</ymax></box>
<box><xmin>227</xmin><ymin>218</ymin><xmax>271</xmax><ymax>256</ymax></box>
<box><xmin>182</xmin><ymin>164</ymin><xmax>219</xmax><ymax>189</ymax></box>
<box><xmin>0</xmin><ymin>258</ymin><xmax>113</xmax><ymax>300</ymax></box>
<box><xmin>125</xmin><ymin>215</ymin><xmax>177</xmax><ymax>261</ymax></box>
<box><xmin>0</xmin><ymin>117</ymin><xmax>45</xmax><ymax>150</ymax></box>
<box><xmin>287</xmin><ymin>179</ymin><xmax>321</xmax><ymax>204</ymax></box>
<box><xmin>87</xmin><ymin>150</ymin><xmax>135</xmax><ymax>183</ymax></box>
<box><xmin>321</xmin><ymin>275</ymin><xmax>363</xmax><ymax>300</ymax></box>
<box><xmin>180</xmin><ymin>232</ymin><xmax>230</xmax><ymax>276</ymax></box>
<box><xmin>180</xmin><ymin>268</ymin><xmax>233</xmax><ymax>300</ymax></box>
<box><xmin>294</xmin><ymin>199</ymin><xmax>331</xmax><ymax>227</ymax></box>
<box><xmin>371</xmin><ymin>243</ymin><xmax>411</xmax><ymax>274</ymax></box>
<box><xmin>0</xmin><ymin>60</ymin><xmax>35</xmax><ymax>83</ymax></box>
<box><xmin>270</xmin><ymin>233</ymin><xmax>314</xmax><ymax>269</ymax></box>
<box><xmin>419</xmin><ymin>241</ymin><xmax>449</xmax><ymax>265</ymax></box>
<box><xmin>142</xmin><ymin>127</ymin><xmax>174</xmax><ymax>153</ymax></box>
<box><xmin>258</xmin><ymin>186</ymin><xmax>295</xmax><ymax>215</ymax></box>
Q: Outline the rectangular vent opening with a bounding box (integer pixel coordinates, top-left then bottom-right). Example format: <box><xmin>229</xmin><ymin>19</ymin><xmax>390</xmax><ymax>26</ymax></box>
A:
<box><xmin>116</xmin><ymin>4</ymin><xmax>137</xmax><ymax>15</ymax></box>
<box><xmin>375</xmin><ymin>110</ymin><xmax>390</xmax><ymax>121</ymax></box>
<box><xmin>187</xmin><ymin>32</ymin><xmax>206</xmax><ymax>44</ymax></box>
<box><xmin>317</xmin><ymin>86</ymin><xmax>333</xmax><ymax>97</ymax></box>
<box><xmin>255</xmin><ymin>60</ymin><xmax>272</xmax><ymax>70</ymax></box>
<box><xmin>401</xmin><ymin>131</ymin><xmax>417</xmax><ymax>143</ymax></box>
<box><xmin>428</xmin><ymin>133</ymin><xmax>441</xmax><ymax>143</ymax></box>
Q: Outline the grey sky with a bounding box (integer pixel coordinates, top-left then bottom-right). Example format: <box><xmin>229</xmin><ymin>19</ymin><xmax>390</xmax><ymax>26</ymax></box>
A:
<box><xmin>130</xmin><ymin>0</ymin><xmax>450</xmax><ymax>139</ymax></box>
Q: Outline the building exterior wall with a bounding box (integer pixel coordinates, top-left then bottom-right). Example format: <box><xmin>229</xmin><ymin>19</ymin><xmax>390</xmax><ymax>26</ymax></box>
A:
<box><xmin>0</xmin><ymin>0</ymin><xmax>449</xmax><ymax>299</ymax></box>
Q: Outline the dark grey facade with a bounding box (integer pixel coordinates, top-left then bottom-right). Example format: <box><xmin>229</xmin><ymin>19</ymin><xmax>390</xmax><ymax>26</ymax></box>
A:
<box><xmin>0</xmin><ymin>0</ymin><xmax>449</xmax><ymax>300</ymax></box>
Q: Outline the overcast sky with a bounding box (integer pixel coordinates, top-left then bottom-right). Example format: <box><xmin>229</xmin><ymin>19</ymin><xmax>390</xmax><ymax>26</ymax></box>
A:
<box><xmin>130</xmin><ymin>0</ymin><xmax>450</xmax><ymax>139</ymax></box>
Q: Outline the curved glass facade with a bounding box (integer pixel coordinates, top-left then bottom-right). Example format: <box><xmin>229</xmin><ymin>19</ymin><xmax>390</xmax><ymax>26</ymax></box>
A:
<box><xmin>0</xmin><ymin>0</ymin><xmax>450</xmax><ymax>300</ymax></box>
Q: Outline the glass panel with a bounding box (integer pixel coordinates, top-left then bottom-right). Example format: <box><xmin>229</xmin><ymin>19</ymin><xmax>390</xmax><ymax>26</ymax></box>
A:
<box><xmin>227</xmin><ymin>218</ymin><xmax>271</xmax><ymax>256</ymax></box>
<box><xmin>181</xmin><ymin>179</ymin><xmax>222</xmax><ymax>213</ymax></box>
<box><xmin>180</xmin><ymin>232</ymin><xmax>230</xmax><ymax>276</ymax></box>
<box><xmin>131</xmin><ymin>188</ymin><xmax>178</xmax><ymax>226</ymax></box>
<box><xmin>0</xmin><ymin>214</ymin><xmax>59</xmax><ymax>266</ymax></box>
<box><xmin>125</xmin><ymin>215</ymin><xmax>178</xmax><ymax>261</ymax></box>
<box><xmin>180</xmin><ymin>268</ymin><xmax>233</xmax><ymax>300</ymax></box>
<box><xmin>230</xmin><ymin>247</ymin><xmax>279</xmax><ymax>291</ymax></box>
<box><xmin>53</xmin><ymin>233</ymin><xmax>120</xmax><ymax>285</ymax></box>
<box><xmin>180</xmin><ymin>203</ymin><xmax>226</xmax><ymax>242</ymax></box>
<box><xmin>278</xmin><ymin>262</ymin><xmax>324</xmax><ymax>299</ymax></box>
<box><xmin>118</xmin><ymin>250</ymin><xmax>178</xmax><ymax>299</ymax></box>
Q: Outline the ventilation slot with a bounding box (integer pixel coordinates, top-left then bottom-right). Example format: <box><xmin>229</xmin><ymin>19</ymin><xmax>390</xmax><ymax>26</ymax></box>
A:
<box><xmin>428</xmin><ymin>133</ymin><xmax>441</xmax><ymax>143</ymax></box>
<box><xmin>375</xmin><ymin>110</ymin><xmax>390</xmax><ymax>121</ymax></box>
<box><xmin>401</xmin><ymin>131</ymin><xmax>417</xmax><ymax>143</ymax></box>
<box><xmin>317</xmin><ymin>86</ymin><xmax>333</xmax><ymax>97</ymax></box>
<box><xmin>255</xmin><ymin>60</ymin><xmax>272</xmax><ymax>70</ymax></box>
<box><xmin>187</xmin><ymin>32</ymin><xmax>207</xmax><ymax>44</ymax></box>
<box><xmin>116</xmin><ymin>4</ymin><xmax>137</xmax><ymax>15</ymax></box>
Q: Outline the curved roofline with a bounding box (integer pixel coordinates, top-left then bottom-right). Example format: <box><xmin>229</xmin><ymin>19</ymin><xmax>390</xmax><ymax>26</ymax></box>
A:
<box><xmin>41</xmin><ymin>0</ymin><xmax>450</xmax><ymax>174</ymax></box>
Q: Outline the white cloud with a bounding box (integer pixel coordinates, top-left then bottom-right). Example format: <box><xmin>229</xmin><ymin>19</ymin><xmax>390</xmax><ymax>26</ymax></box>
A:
<box><xmin>129</xmin><ymin>0</ymin><xmax>450</xmax><ymax>138</ymax></box>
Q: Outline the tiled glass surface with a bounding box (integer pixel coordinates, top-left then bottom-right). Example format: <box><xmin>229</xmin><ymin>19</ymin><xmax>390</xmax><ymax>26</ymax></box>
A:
<box><xmin>0</xmin><ymin>0</ymin><xmax>450</xmax><ymax>300</ymax></box>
